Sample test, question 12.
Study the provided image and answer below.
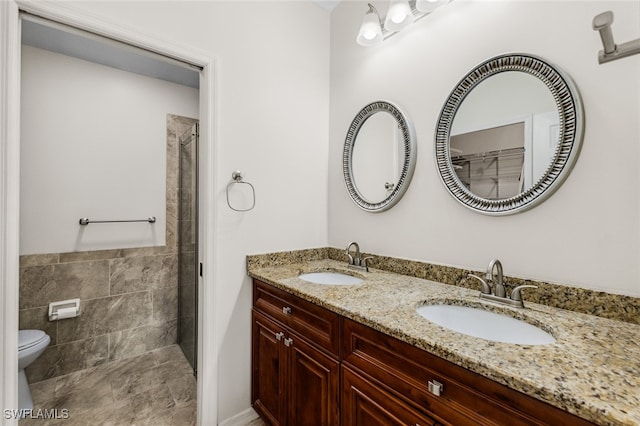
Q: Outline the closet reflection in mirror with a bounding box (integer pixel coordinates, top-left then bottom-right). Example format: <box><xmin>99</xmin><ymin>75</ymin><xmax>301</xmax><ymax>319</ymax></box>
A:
<box><xmin>450</xmin><ymin>71</ymin><xmax>559</xmax><ymax>200</ymax></box>
<box><xmin>352</xmin><ymin>112</ymin><xmax>403</xmax><ymax>202</ymax></box>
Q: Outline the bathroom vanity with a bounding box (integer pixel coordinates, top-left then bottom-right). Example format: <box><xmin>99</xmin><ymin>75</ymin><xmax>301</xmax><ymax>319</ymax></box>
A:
<box><xmin>249</xmin><ymin>255</ymin><xmax>640</xmax><ymax>426</ymax></box>
<box><xmin>252</xmin><ymin>279</ymin><xmax>593</xmax><ymax>426</ymax></box>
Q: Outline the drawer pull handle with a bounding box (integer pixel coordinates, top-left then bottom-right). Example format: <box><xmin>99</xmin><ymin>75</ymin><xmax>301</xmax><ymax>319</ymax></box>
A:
<box><xmin>282</xmin><ymin>306</ymin><xmax>292</xmax><ymax>314</ymax></box>
<box><xmin>428</xmin><ymin>380</ymin><xmax>443</xmax><ymax>396</ymax></box>
<box><xmin>275</xmin><ymin>332</ymin><xmax>284</xmax><ymax>341</ymax></box>
<box><xmin>284</xmin><ymin>337</ymin><xmax>293</xmax><ymax>347</ymax></box>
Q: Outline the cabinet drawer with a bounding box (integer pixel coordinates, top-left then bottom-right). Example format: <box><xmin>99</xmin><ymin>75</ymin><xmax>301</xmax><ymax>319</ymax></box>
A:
<box><xmin>343</xmin><ymin>319</ymin><xmax>595</xmax><ymax>426</ymax></box>
<box><xmin>253</xmin><ymin>280</ymin><xmax>340</xmax><ymax>356</ymax></box>
<box><xmin>343</xmin><ymin>365</ymin><xmax>441</xmax><ymax>426</ymax></box>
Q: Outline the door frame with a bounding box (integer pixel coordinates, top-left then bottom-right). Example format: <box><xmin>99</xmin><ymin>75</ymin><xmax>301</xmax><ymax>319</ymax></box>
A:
<box><xmin>0</xmin><ymin>2</ymin><xmax>219</xmax><ymax>424</ymax></box>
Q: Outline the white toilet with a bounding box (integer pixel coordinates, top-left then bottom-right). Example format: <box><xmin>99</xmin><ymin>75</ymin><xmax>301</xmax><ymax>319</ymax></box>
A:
<box><xmin>18</xmin><ymin>329</ymin><xmax>51</xmax><ymax>410</ymax></box>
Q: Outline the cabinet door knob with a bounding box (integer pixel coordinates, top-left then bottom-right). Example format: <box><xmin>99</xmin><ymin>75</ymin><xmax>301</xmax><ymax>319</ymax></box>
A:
<box><xmin>275</xmin><ymin>332</ymin><xmax>284</xmax><ymax>341</ymax></box>
<box><xmin>284</xmin><ymin>337</ymin><xmax>293</xmax><ymax>347</ymax></box>
<box><xmin>428</xmin><ymin>380</ymin><xmax>443</xmax><ymax>396</ymax></box>
<box><xmin>282</xmin><ymin>306</ymin><xmax>292</xmax><ymax>314</ymax></box>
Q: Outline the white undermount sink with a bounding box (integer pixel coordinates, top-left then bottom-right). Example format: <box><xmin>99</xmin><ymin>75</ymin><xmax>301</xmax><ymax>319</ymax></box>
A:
<box><xmin>416</xmin><ymin>304</ymin><xmax>555</xmax><ymax>345</ymax></box>
<box><xmin>298</xmin><ymin>272</ymin><xmax>363</xmax><ymax>286</ymax></box>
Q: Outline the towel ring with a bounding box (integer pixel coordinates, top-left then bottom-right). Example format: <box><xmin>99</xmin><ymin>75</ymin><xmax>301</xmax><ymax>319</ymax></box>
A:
<box><xmin>226</xmin><ymin>171</ymin><xmax>255</xmax><ymax>212</ymax></box>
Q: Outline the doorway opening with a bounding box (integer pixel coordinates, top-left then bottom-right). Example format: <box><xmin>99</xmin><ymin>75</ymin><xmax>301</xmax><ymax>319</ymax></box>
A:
<box><xmin>17</xmin><ymin>12</ymin><xmax>204</xmax><ymax>424</ymax></box>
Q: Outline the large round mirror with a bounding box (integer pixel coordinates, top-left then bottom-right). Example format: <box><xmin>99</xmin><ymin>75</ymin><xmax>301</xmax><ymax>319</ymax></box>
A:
<box><xmin>435</xmin><ymin>54</ymin><xmax>584</xmax><ymax>215</ymax></box>
<box><xmin>344</xmin><ymin>101</ymin><xmax>416</xmax><ymax>212</ymax></box>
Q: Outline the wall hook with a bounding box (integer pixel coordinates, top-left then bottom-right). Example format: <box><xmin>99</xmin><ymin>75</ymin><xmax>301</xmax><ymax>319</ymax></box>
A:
<box><xmin>593</xmin><ymin>10</ymin><xmax>640</xmax><ymax>64</ymax></box>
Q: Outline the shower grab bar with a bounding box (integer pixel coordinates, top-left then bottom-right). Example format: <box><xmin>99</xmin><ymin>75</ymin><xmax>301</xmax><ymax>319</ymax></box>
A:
<box><xmin>79</xmin><ymin>217</ymin><xmax>156</xmax><ymax>226</ymax></box>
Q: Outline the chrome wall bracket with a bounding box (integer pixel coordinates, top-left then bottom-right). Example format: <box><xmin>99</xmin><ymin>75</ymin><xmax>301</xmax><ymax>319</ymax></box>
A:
<box><xmin>593</xmin><ymin>11</ymin><xmax>640</xmax><ymax>64</ymax></box>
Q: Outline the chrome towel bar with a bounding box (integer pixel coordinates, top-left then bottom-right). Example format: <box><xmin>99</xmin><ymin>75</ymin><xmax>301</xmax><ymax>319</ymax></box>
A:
<box><xmin>79</xmin><ymin>217</ymin><xmax>156</xmax><ymax>226</ymax></box>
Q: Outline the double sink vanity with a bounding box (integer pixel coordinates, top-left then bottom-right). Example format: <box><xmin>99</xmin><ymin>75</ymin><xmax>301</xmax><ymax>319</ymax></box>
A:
<box><xmin>248</xmin><ymin>249</ymin><xmax>640</xmax><ymax>426</ymax></box>
<box><xmin>246</xmin><ymin>50</ymin><xmax>638</xmax><ymax>425</ymax></box>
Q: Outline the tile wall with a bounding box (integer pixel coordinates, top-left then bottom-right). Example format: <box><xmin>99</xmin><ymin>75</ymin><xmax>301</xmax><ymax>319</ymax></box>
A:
<box><xmin>177</xmin><ymin>124</ymin><xmax>198</xmax><ymax>369</ymax></box>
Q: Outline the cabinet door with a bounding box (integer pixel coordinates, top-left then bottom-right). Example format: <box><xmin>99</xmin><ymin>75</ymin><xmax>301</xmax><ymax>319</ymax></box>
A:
<box><xmin>343</xmin><ymin>366</ymin><xmax>439</xmax><ymax>426</ymax></box>
<box><xmin>287</xmin><ymin>332</ymin><xmax>340</xmax><ymax>426</ymax></box>
<box><xmin>252</xmin><ymin>310</ymin><xmax>287</xmax><ymax>426</ymax></box>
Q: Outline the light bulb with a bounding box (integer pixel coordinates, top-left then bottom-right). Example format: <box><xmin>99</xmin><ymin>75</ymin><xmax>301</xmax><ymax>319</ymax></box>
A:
<box><xmin>391</xmin><ymin>13</ymin><xmax>407</xmax><ymax>24</ymax></box>
<box><xmin>384</xmin><ymin>0</ymin><xmax>414</xmax><ymax>32</ymax></box>
<box><xmin>363</xmin><ymin>30</ymin><xmax>377</xmax><ymax>40</ymax></box>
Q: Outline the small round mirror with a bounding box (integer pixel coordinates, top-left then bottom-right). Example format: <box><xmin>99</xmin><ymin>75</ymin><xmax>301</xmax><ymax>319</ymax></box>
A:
<box><xmin>344</xmin><ymin>101</ymin><xmax>416</xmax><ymax>212</ymax></box>
<box><xmin>435</xmin><ymin>54</ymin><xmax>584</xmax><ymax>215</ymax></box>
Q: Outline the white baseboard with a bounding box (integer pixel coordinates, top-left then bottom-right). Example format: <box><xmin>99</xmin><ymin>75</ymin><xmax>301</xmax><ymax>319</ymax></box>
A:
<box><xmin>218</xmin><ymin>407</ymin><xmax>260</xmax><ymax>426</ymax></box>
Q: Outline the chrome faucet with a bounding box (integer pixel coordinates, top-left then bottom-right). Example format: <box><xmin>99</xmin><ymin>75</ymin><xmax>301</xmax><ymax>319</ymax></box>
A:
<box><xmin>468</xmin><ymin>259</ymin><xmax>537</xmax><ymax>308</ymax></box>
<box><xmin>345</xmin><ymin>242</ymin><xmax>372</xmax><ymax>272</ymax></box>
<box><xmin>486</xmin><ymin>259</ymin><xmax>506</xmax><ymax>298</ymax></box>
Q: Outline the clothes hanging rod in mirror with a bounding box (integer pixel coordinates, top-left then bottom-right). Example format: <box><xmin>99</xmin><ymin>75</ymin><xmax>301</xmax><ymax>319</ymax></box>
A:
<box><xmin>592</xmin><ymin>10</ymin><xmax>640</xmax><ymax>64</ymax></box>
<box><xmin>451</xmin><ymin>147</ymin><xmax>524</xmax><ymax>162</ymax></box>
<box><xmin>79</xmin><ymin>217</ymin><xmax>156</xmax><ymax>226</ymax></box>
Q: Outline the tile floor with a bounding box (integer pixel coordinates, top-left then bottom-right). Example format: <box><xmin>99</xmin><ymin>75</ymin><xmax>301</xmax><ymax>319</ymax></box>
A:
<box><xmin>20</xmin><ymin>345</ymin><xmax>196</xmax><ymax>426</ymax></box>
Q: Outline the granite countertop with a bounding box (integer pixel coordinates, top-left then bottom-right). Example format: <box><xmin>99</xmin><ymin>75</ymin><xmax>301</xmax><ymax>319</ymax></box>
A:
<box><xmin>248</xmin><ymin>258</ymin><xmax>640</xmax><ymax>426</ymax></box>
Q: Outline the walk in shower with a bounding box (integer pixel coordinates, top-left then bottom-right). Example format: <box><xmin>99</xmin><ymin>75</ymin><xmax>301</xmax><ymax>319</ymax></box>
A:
<box><xmin>178</xmin><ymin>123</ymin><xmax>199</xmax><ymax>373</ymax></box>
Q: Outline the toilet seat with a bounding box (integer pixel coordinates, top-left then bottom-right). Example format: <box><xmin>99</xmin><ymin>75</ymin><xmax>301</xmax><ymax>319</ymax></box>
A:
<box><xmin>19</xmin><ymin>330</ymin><xmax>47</xmax><ymax>351</ymax></box>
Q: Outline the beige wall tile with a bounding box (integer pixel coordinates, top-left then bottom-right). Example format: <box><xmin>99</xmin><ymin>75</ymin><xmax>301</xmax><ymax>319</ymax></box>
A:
<box><xmin>109</xmin><ymin>320</ymin><xmax>177</xmax><ymax>362</ymax></box>
<box><xmin>20</xmin><ymin>261</ymin><xmax>110</xmax><ymax>309</ymax></box>
<box><xmin>110</xmin><ymin>254</ymin><xmax>178</xmax><ymax>295</ymax></box>
<box><xmin>57</xmin><ymin>292</ymin><xmax>153</xmax><ymax>344</ymax></box>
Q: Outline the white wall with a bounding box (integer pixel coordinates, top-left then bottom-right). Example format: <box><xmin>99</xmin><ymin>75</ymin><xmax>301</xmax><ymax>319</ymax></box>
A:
<box><xmin>329</xmin><ymin>0</ymin><xmax>640</xmax><ymax>296</ymax></box>
<box><xmin>60</xmin><ymin>1</ymin><xmax>330</xmax><ymax>421</ymax></box>
<box><xmin>20</xmin><ymin>45</ymin><xmax>199</xmax><ymax>254</ymax></box>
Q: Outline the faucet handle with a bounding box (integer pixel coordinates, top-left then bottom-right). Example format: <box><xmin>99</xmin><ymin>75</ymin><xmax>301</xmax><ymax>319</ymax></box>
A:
<box><xmin>510</xmin><ymin>285</ymin><xmax>538</xmax><ymax>302</ymax></box>
<box><xmin>468</xmin><ymin>274</ymin><xmax>492</xmax><ymax>295</ymax></box>
<box><xmin>361</xmin><ymin>256</ymin><xmax>373</xmax><ymax>271</ymax></box>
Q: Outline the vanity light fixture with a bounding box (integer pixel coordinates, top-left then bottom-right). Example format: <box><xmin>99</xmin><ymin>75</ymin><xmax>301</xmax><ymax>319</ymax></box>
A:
<box><xmin>356</xmin><ymin>0</ymin><xmax>453</xmax><ymax>46</ymax></box>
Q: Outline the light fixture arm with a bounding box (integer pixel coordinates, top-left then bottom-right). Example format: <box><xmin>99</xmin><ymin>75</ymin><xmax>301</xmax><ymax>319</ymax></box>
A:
<box><xmin>593</xmin><ymin>10</ymin><xmax>640</xmax><ymax>64</ymax></box>
<box><xmin>367</xmin><ymin>3</ymin><xmax>381</xmax><ymax>25</ymax></box>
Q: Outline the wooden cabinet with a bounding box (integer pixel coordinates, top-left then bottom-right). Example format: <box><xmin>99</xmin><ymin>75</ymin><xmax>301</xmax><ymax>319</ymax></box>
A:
<box><xmin>252</xmin><ymin>279</ymin><xmax>596</xmax><ymax>426</ymax></box>
<box><xmin>252</xmin><ymin>281</ymin><xmax>340</xmax><ymax>426</ymax></box>
<box><xmin>342</xmin><ymin>365</ymin><xmax>440</xmax><ymax>426</ymax></box>
<box><xmin>342</xmin><ymin>318</ymin><xmax>596</xmax><ymax>426</ymax></box>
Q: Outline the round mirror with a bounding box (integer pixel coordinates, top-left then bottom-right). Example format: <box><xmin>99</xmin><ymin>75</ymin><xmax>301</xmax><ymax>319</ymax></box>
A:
<box><xmin>435</xmin><ymin>54</ymin><xmax>584</xmax><ymax>215</ymax></box>
<box><xmin>344</xmin><ymin>101</ymin><xmax>417</xmax><ymax>212</ymax></box>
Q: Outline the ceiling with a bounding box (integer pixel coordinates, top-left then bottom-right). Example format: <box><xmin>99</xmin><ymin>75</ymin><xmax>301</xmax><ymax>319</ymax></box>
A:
<box><xmin>312</xmin><ymin>0</ymin><xmax>341</xmax><ymax>12</ymax></box>
<box><xmin>22</xmin><ymin>16</ymin><xmax>200</xmax><ymax>89</ymax></box>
